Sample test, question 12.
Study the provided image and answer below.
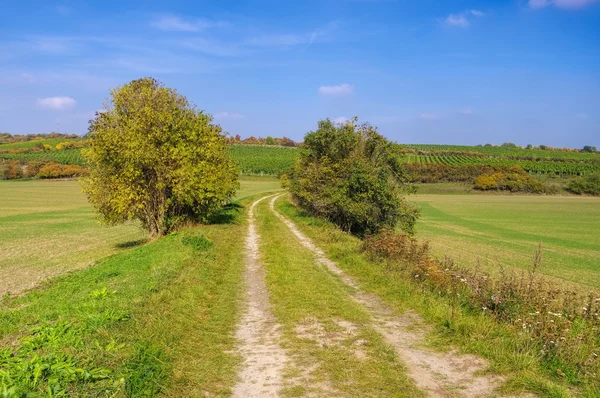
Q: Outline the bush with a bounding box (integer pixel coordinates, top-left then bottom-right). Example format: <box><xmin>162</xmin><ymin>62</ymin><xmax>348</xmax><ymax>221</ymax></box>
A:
<box><xmin>36</xmin><ymin>162</ymin><xmax>88</xmax><ymax>178</ymax></box>
<box><xmin>473</xmin><ymin>166</ymin><xmax>545</xmax><ymax>193</ymax></box>
<box><xmin>289</xmin><ymin>118</ymin><xmax>419</xmax><ymax>236</ymax></box>
<box><xmin>567</xmin><ymin>173</ymin><xmax>600</xmax><ymax>196</ymax></box>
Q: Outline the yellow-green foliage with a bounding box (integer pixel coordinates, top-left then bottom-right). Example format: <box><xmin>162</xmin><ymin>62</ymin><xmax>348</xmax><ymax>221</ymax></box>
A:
<box><xmin>81</xmin><ymin>77</ymin><xmax>238</xmax><ymax>238</ymax></box>
<box><xmin>474</xmin><ymin>165</ymin><xmax>545</xmax><ymax>193</ymax></box>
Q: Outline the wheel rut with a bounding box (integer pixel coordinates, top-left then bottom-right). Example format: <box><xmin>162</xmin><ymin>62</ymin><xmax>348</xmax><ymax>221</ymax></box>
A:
<box><xmin>269</xmin><ymin>194</ymin><xmax>504</xmax><ymax>398</ymax></box>
<box><xmin>232</xmin><ymin>195</ymin><xmax>287</xmax><ymax>398</ymax></box>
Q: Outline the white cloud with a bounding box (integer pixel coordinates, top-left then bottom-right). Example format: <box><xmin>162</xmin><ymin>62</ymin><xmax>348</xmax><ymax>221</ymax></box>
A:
<box><xmin>446</xmin><ymin>14</ymin><xmax>470</xmax><ymax>27</ymax></box>
<box><xmin>332</xmin><ymin>116</ymin><xmax>349</xmax><ymax>124</ymax></box>
<box><xmin>37</xmin><ymin>96</ymin><xmax>76</xmax><ymax>110</ymax></box>
<box><xmin>318</xmin><ymin>83</ymin><xmax>354</xmax><ymax>96</ymax></box>
<box><xmin>459</xmin><ymin>108</ymin><xmax>474</xmax><ymax>115</ymax></box>
<box><xmin>151</xmin><ymin>15</ymin><xmax>226</xmax><ymax>32</ymax></box>
<box><xmin>214</xmin><ymin>112</ymin><xmax>244</xmax><ymax>120</ymax></box>
<box><xmin>444</xmin><ymin>9</ymin><xmax>485</xmax><ymax>27</ymax></box>
<box><xmin>470</xmin><ymin>10</ymin><xmax>486</xmax><ymax>17</ymax></box>
<box><xmin>529</xmin><ymin>0</ymin><xmax>599</xmax><ymax>8</ymax></box>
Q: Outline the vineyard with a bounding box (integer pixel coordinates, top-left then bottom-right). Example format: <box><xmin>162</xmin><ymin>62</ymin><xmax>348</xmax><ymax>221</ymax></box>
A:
<box><xmin>0</xmin><ymin>144</ymin><xmax>300</xmax><ymax>175</ymax></box>
<box><xmin>229</xmin><ymin>145</ymin><xmax>298</xmax><ymax>175</ymax></box>
<box><xmin>0</xmin><ymin>149</ymin><xmax>86</xmax><ymax>166</ymax></box>
<box><xmin>401</xmin><ymin>145</ymin><xmax>600</xmax><ymax>176</ymax></box>
<box><xmin>3</xmin><ymin>140</ymin><xmax>599</xmax><ymax>177</ymax></box>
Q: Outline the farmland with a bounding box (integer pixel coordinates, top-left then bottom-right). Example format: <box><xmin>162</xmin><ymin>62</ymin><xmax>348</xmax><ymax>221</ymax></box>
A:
<box><xmin>0</xmin><ymin>176</ymin><xmax>280</xmax><ymax>296</ymax></box>
<box><xmin>400</xmin><ymin>144</ymin><xmax>600</xmax><ymax>176</ymax></box>
<box><xmin>0</xmin><ymin>144</ymin><xmax>299</xmax><ymax>174</ymax></box>
<box><xmin>411</xmin><ymin>193</ymin><xmax>600</xmax><ymax>290</ymax></box>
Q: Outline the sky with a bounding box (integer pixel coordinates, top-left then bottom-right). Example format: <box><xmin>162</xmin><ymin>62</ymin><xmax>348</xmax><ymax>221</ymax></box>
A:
<box><xmin>1</xmin><ymin>0</ymin><xmax>599</xmax><ymax>147</ymax></box>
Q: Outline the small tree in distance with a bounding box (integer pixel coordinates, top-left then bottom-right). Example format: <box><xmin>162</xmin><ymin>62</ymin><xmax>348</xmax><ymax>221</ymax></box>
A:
<box><xmin>81</xmin><ymin>78</ymin><xmax>238</xmax><ymax>238</ymax></box>
<box><xmin>289</xmin><ymin>118</ymin><xmax>419</xmax><ymax>236</ymax></box>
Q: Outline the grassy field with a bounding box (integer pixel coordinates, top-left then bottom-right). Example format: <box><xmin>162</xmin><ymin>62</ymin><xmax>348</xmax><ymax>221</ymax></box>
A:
<box><xmin>0</xmin><ymin>177</ymin><xmax>280</xmax><ymax>296</ymax></box>
<box><xmin>411</xmin><ymin>193</ymin><xmax>600</xmax><ymax>290</ymax></box>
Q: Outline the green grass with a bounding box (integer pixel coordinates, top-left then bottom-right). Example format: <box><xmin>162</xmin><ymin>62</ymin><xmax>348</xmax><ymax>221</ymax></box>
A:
<box><xmin>0</xmin><ymin>212</ymin><xmax>247</xmax><ymax>396</ymax></box>
<box><xmin>275</xmin><ymin>197</ymin><xmax>582</xmax><ymax>397</ymax></box>
<box><xmin>255</xmin><ymin>198</ymin><xmax>423</xmax><ymax>397</ymax></box>
<box><xmin>0</xmin><ymin>177</ymin><xmax>280</xmax><ymax>296</ymax></box>
<box><xmin>0</xmin><ymin>179</ymin><xmax>145</xmax><ymax>296</ymax></box>
<box><xmin>410</xmin><ymin>194</ymin><xmax>600</xmax><ymax>290</ymax></box>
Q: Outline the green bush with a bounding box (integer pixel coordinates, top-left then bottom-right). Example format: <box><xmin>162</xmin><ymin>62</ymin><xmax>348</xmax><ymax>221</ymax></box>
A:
<box><xmin>473</xmin><ymin>166</ymin><xmax>546</xmax><ymax>193</ymax></box>
<box><xmin>289</xmin><ymin>118</ymin><xmax>419</xmax><ymax>236</ymax></box>
<box><xmin>567</xmin><ymin>173</ymin><xmax>600</xmax><ymax>196</ymax></box>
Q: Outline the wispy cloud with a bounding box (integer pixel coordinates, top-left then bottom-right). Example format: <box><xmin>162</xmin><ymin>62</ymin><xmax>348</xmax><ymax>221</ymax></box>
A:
<box><xmin>245</xmin><ymin>24</ymin><xmax>334</xmax><ymax>48</ymax></box>
<box><xmin>459</xmin><ymin>108</ymin><xmax>474</xmax><ymax>115</ymax></box>
<box><xmin>444</xmin><ymin>9</ymin><xmax>485</xmax><ymax>27</ymax></box>
<box><xmin>151</xmin><ymin>14</ymin><xmax>227</xmax><ymax>32</ymax></box>
<box><xmin>319</xmin><ymin>83</ymin><xmax>354</xmax><ymax>96</ymax></box>
<box><xmin>214</xmin><ymin>112</ymin><xmax>244</xmax><ymax>120</ymax></box>
<box><xmin>37</xmin><ymin>96</ymin><xmax>76</xmax><ymax>110</ymax></box>
<box><xmin>529</xmin><ymin>0</ymin><xmax>599</xmax><ymax>9</ymax></box>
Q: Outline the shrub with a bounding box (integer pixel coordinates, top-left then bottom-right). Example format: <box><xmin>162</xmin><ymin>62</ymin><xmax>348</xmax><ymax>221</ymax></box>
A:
<box><xmin>81</xmin><ymin>77</ymin><xmax>238</xmax><ymax>238</ymax></box>
<box><xmin>36</xmin><ymin>162</ymin><xmax>88</xmax><ymax>178</ymax></box>
<box><xmin>567</xmin><ymin>173</ymin><xmax>600</xmax><ymax>196</ymax></box>
<box><xmin>474</xmin><ymin>166</ymin><xmax>544</xmax><ymax>193</ymax></box>
<box><xmin>289</xmin><ymin>118</ymin><xmax>419</xmax><ymax>236</ymax></box>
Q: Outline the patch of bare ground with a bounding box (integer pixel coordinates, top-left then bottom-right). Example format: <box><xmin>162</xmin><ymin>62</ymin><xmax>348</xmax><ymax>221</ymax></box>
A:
<box><xmin>232</xmin><ymin>195</ymin><xmax>288</xmax><ymax>397</ymax></box>
<box><xmin>270</xmin><ymin>195</ymin><xmax>506</xmax><ymax>398</ymax></box>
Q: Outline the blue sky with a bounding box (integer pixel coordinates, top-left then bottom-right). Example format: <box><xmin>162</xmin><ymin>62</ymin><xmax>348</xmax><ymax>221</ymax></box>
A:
<box><xmin>1</xmin><ymin>0</ymin><xmax>599</xmax><ymax>147</ymax></box>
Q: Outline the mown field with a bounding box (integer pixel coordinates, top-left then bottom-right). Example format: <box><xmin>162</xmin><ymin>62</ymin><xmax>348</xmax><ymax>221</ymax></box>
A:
<box><xmin>411</xmin><ymin>193</ymin><xmax>600</xmax><ymax>290</ymax></box>
<box><xmin>0</xmin><ymin>177</ymin><xmax>280</xmax><ymax>296</ymax></box>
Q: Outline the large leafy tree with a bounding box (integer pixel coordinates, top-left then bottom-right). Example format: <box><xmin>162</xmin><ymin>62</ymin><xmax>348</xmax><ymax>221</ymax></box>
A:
<box><xmin>289</xmin><ymin>118</ymin><xmax>419</xmax><ymax>236</ymax></box>
<box><xmin>81</xmin><ymin>77</ymin><xmax>238</xmax><ymax>238</ymax></box>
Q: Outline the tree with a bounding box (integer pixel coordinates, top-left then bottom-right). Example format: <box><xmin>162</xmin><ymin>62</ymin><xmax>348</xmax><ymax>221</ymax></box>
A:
<box><xmin>81</xmin><ymin>78</ymin><xmax>238</xmax><ymax>238</ymax></box>
<box><xmin>289</xmin><ymin>118</ymin><xmax>419</xmax><ymax>236</ymax></box>
<box><xmin>582</xmin><ymin>145</ymin><xmax>597</xmax><ymax>153</ymax></box>
<box><xmin>501</xmin><ymin>142</ymin><xmax>517</xmax><ymax>148</ymax></box>
<box><xmin>265</xmin><ymin>136</ymin><xmax>276</xmax><ymax>145</ymax></box>
<box><xmin>526</xmin><ymin>144</ymin><xmax>533</xmax><ymax>150</ymax></box>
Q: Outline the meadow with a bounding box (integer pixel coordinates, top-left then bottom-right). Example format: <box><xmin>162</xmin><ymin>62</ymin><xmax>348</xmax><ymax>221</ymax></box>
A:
<box><xmin>0</xmin><ymin>176</ymin><xmax>280</xmax><ymax>296</ymax></box>
<box><xmin>411</xmin><ymin>193</ymin><xmax>600</xmax><ymax>290</ymax></box>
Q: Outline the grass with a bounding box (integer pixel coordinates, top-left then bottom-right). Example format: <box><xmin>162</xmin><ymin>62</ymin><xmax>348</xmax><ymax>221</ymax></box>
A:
<box><xmin>275</xmin><ymin>196</ymin><xmax>586</xmax><ymax>397</ymax></box>
<box><xmin>255</xmin><ymin>197</ymin><xmax>423</xmax><ymax>397</ymax></box>
<box><xmin>0</xmin><ymin>211</ymin><xmax>248</xmax><ymax>396</ymax></box>
<box><xmin>410</xmin><ymin>193</ymin><xmax>600</xmax><ymax>290</ymax></box>
<box><xmin>0</xmin><ymin>179</ymin><xmax>145</xmax><ymax>296</ymax></box>
<box><xmin>0</xmin><ymin>177</ymin><xmax>280</xmax><ymax>296</ymax></box>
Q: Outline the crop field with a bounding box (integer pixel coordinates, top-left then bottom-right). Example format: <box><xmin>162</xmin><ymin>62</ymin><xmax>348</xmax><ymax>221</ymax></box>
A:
<box><xmin>0</xmin><ymin>138</ymin><xmax>81</xmax><ymax>150</ymax></box>
<box><xmin>411</xmin><ymin>193</ymin><xmax>600</xmax><ymax>289</ymax></box>
<box><xmin>401</xmin><ymin>145</ymin><xmax>600</xmax><ymax>176</ymax></box>
<box><xmin>0</xmin><ymin>144</ymin><xmax>300</xmax><ymax>174</ymax></box>
<box><xmin>229</xmin><ymin>145</ymin><xmax>298</xmax><ymax>175</ymax></box>
<box><xmin>0</xmin><ymin>176</ymin><xmax>280</xmax><ymax>296</ymax></box>
<box><xmin>0</xmin><ymin>148</ymin><xmax>85</xmax><ymax>165</ymax></box>
<box><xmin>404</xmin><ymin>144</ymin><xmax>600</xmax><ymax>160</ymax></box>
